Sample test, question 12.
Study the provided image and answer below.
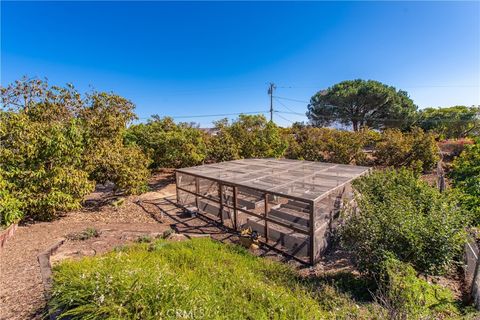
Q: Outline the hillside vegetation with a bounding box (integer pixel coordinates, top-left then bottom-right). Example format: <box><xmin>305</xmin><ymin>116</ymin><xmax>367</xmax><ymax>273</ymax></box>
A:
<box><xmin>49</xmin><ymin>238</ymin><xmax>467</xmax><ymax>320</ymax></box>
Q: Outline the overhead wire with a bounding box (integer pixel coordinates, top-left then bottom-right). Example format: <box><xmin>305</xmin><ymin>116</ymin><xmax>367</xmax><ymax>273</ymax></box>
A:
<box><xmin>137</xmin><ymin>110</ymin><xmax>268</xmax><ymax>120</ymax></box>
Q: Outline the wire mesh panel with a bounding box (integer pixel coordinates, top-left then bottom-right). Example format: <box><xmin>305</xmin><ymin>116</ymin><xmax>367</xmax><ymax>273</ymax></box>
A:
<box><xmin>465</xmin><ymin>236</ymin><xmax>480</xmax><ymax>309</ymax></box>
<box><xmin>175</xmin><ymin>159</ymin><xmax>370</xmax><ymax>264</ymax></box>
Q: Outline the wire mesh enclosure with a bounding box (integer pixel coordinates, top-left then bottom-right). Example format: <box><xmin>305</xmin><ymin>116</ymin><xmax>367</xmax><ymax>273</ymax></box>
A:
<box><xmin>175</xmin><ymin>158</ymin><xmax>371</xmax><ymax>264</ymax></box>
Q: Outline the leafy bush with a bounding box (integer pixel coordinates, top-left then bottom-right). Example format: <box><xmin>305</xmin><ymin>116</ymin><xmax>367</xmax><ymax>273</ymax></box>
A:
<box><xmin>374</xmin><ymin>127</ymin><xmax>439</xmax><ymax>172</ymax></box>
<box><xmin>49</xmin><ymin>238</ymin><xmax>374</xmax><ymax>319</ymax></box>
<box><xmin>419</xmin><ymin>105</ymin><xmax>480</xmax><ymax>139</ymax></box>
<box><xmin>126</xmin><ymin>116</ymin><xmax>208</xmax><ymax>168</ymax></box>
<box><xmin>0</xmin><ymin>170</ymin><xmax>23</xmax><ymax>226</ymax></box>
<box><xmin>449</xmin><ymin>140</ymin><xmax>480</xmax><ymax>224</ymax></box>
<box><xmin>0</xmin><ymin>112</ymin><xmax>94</xmax><ymax>221</ymax></box>
<box><xmin>206</xmin><ymin>119</ymin><xmax>240</xmax><ymax>162</ymax></box>
<box><xmin>340</xmin><ymin>169</ymin><xmax>466</xmax><ymax>276</ymax></box>
<box><xmin>0</xmin><ymin>78</ymin><xmax>151</xmax><ymax>223</ymax></box>
<box><xmin>226</xmin><ymin>114</ymin><xmax>287</xmax><ymax>159</ymax></box>
<box><xmin>285</xmin><ymin>125</ymin><xmax>376</xmax><ymax>165</ymax></box>
<box><xmin>84</xmin><ymin>140</ymin><xmax>151</xmax><ymax>195</ymax></box>
<box><xmin>374</xmin><ymin>256</ymin><xmax>460</xmax><ymax>319</ymax></box>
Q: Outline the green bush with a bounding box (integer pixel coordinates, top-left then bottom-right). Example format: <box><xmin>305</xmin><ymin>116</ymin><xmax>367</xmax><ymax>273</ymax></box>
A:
<box><xmin>419</xmin><ymin>105</ymin><xmax>480</xmax><ymax>139</ymax></box>
<box><xmin>206</xmin><ymin>119</ymin><xmax>240</xmax><ymax>162</ymax></box>
<box><xmin>0</xmin><ymin>112</ymin><xmax>94</xmax><ymax>221</ymax></box>
<box><xmin>226</xmin><ymin>114</ymin><xmax>287</xmax><ymax>159</ymax></box>
<box><xmin>84</xmin><ymin>140</ymin><xmax>151</xmax><ymax>195</ymax></box>
<box><xmin>340</xmin><ymin>169</ymin><xmax>466</xmax><ymax>276</ymax></box>
<box><xmin>374</xmin><ymin>127</ymin><xmax>439</xmax><ymax>172</ymax></box>
<box><xmin>374</xmin><ymin>256</ymin><xmax>460</xmax><ymax>319</ymax></box>
<box><xmin>0</xmin><ymin>78</ymin><xmax>151</xmax><ymax>222</ymax></box>
<box><xmin>126</xmin><ymin>117</ymin><xmax>208</xmax><ymax>168</ymax></box>
<box><xmin>449</xmin><ymin>140</ymin><xmax>480</xmax><ymax>224</ymax></box>
<box><xmin>285</xmin><ymin>126</ymin><xmax>376</xmax><ymax>165</ymax></box>
<box><xmin>49</xmin><ymin>238</ymin><xmax>375</xmax><ymax>319</ymax></box>
<box><xmin>0</xmin><ymin>170</ymin><xmax>23</xmax><ymax>226</ymax></box>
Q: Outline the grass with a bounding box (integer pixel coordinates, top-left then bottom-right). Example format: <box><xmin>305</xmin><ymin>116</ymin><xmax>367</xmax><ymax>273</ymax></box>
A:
<box><xmin>66</xmin><ymin>227</ymin><xmax>100</xmax><ymax>241</ymax></box>
<box><xmin>48</xmin><ymin>238</ymin><xmax>471</xmax><ymax>319</ymax></box>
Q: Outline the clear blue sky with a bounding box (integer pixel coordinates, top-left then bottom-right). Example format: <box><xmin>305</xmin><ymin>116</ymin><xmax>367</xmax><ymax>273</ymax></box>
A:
<box><xmin>1</xmin><ymin>1</ymin><xmax>479</xmax><ymax>127</ymax></box>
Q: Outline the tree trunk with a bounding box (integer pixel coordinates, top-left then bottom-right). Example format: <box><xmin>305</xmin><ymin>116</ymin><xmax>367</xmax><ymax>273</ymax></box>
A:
<box><xmin>352</xmin><ymin>120</ymin><xmax>358</xmax><ymax>131</ymax></box>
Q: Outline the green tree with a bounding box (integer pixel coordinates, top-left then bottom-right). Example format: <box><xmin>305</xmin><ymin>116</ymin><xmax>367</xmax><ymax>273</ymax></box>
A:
<box><xmin>418</xmin><ymin>105</ymin><xmax>480</xmax><ymax>139</ymax></box>
<box><xmin>207</xmin><ymin>118</ymin><xmax>240</xmax><ymax>162</ymax></box>
<box><xmin>374</xmin><ymin>127</ymin><xmax>439</xmax><ymax>173</ymax></box>
<box><xmin>285</xmin><ymin>125</ymin><xmax>377</xmax><ymax>165</ymax></box>
<box><xmin>126</xmin><ymin>116</ymin><xmax>208</xmax><ymax>168</ymax></box>
<box><xmin>228</xmin><ymin>114</ymin><xmax>287</xmax><ymax>158</ymax></box>
<box><xmin>340</xmin><ymin>169</ymin><xmax>466</xmax><ymax>276</ymax></box>
<box><xmin>0</xmin><ymin>78</ymin><xmax>151</xmax><ymax>222</ymax></box>
<box><xmin>307</xmin><ymin>79</ymin><xmax>417</xmax><ymax>131</ymax></box>
<box><xmin>0</xmin><ymin>111</ymin><xmax>94</xmax><ymax>221</ymax></box>
<box><xmin>449</xmin><ymin>140</ymin><xmax>480</xmax><ymax>224</ymax></box>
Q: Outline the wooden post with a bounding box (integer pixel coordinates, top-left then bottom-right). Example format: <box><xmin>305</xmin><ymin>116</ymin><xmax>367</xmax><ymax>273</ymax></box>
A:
<box><xmin>310</xmin><ymin>201</ymin><xmax>315</xmax><ymax>265</ymax></box>
<box><xmin>233</xmin><ymin>186</ymin><xmax>238</xmax><ymax>231</ymax></box>
<box><xmin>264</xmin><ymin>193</ymin><xmax>269</xmax><ymax>243</ymax></box>
<box><xmin>195</xmin><ymin>177</ymin><xmax>200</xmax><ymax>210</ymax></box>
<box><xmin>219</xmin><ymin>183</ymin><xmax>224</xmax><ymax>225</ymax></box>
<box><xmin>175</xmin><ymin>172</ymin><xmax>180</xmax><ymax>204</ymax></box>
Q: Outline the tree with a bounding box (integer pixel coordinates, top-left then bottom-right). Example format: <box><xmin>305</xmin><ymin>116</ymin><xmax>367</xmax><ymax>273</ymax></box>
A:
<box><xmin>449</xmin><ymin>139</ymin><xmax>480</xmax><ymax>224</ymax></box>
<box><xmin>307</xmin><ymin>79</ymin><xmax>417</xmax><ymax>131</ymax></box>
<box><xmin>418</xmin><ymin>105</ymin><xmax>480</xmax><ymax>139</ymax></box>
<box><xmin>126</xmin><ymin>116</ymin><xmax>208</xmax><ymax>168</ymax></box>
<box><xmin>340</xmin><ymin>169</ymin><xmax>466</xmax><ymax>276</ymax></box>
<box><xmin>207</xmin><ymin>118</ymin><xmax>240</xmax><ymax>162</ymax></box>
<box><xmin>0</xmin><ymin>77</ymin><xmax>151</xmax><ymax>223</ymax></box>
<box><xmin>227</xmin><ymin>114</ymin><xmax>287</xmax><ymax>158</ymax></box>
<box><xmin>374</xmin><ymin>127</ymin><xmax>439</xmax><ymax>173</ymax></box>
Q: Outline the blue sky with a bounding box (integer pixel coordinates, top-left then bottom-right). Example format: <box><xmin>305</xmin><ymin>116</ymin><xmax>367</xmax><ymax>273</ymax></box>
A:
<box><xmin>1</xmin><ymin>1</ymin><xmax>479</xmax><ymax>127</ymax></box>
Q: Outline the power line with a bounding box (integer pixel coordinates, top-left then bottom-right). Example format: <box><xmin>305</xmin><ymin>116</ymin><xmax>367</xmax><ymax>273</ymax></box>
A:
<box><xmin>274</xmin><ymin>96</ymin><xmax>301</xmax><ymax>114</ymax></box>
<box><xmin>137</xmin><ymin>110</ymin><xmax>268</xmax><ymax>120</ymax></box>
<box><xmin>273</xmin><ymin>96</ymin><xmax>310</xmax><ymax>104</ymax></box>
<box><xmin>275</xmin><ymin>112</ymin><xmax>295</xmax><ymax>124</ymax></box>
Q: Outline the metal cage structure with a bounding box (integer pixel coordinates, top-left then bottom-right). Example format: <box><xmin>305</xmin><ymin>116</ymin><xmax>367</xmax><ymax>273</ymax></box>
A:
<box><xmin>175</xmin><ymin>158</ymin><xmax>370</xmax><ymax>264</ymax></box>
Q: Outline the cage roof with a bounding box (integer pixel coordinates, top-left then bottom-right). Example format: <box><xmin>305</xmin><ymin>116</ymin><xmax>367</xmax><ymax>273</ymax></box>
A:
<box><xmin>176</xmin><ymin>159</ymin><xmax>370</xmax><ymax>202</ymax></box>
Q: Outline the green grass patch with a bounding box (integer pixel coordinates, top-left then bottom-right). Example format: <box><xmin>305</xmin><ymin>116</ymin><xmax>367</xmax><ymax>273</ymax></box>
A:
<box><xmin>49</xmin><ymin>238</ymin><xmax>472</xmax><ymax>319</ymax></box>
<box><xmin>49</xmin><ymin>238</ymin><xmax>381</xmax><ymax>319</ymax></box>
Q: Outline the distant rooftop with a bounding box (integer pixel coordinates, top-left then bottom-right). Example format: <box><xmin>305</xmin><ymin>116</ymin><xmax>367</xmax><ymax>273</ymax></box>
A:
<box><xmin>176</xmin><ymin>158</ymin><xmax>370</xmax><ymax>202</ymax></box>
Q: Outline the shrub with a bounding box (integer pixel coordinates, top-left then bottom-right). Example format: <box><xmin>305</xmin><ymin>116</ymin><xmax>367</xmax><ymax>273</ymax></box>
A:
<box><xmin>340</xmin><ymin>169</ymin><xmax>466</xmax><ymax>276</ymax></box>
<box><xmin>227</xmin><ymin>114</ymin><xmax>287</xmax><ymax>159</ymax></box>
<box><xmin>0</xmin><ymin>112</ymin><xmax>94</xmax><ymax>221</ymax></box>
<box><xmin>374</xmin><ymin>256</ymin><xmax>460</xmax><ymax>319</ymax></box>
<box><xmin>0</xmin><ymin>170</ymin><xmax>23</xmax><ymax>226</ymax></box>
<box><xmin>449</xmin><ymin>140</ymin><xmax>480</xmax><ymax>224</ymax></box>
<box><xmin>285</xmin><ymin>126</ymin><xmax>376</xmax><ymax>165</ymax></box>
<box><xmin>206</xmin><ymin>119</ymin><xmax>240</xmax><ymax>162</ymax></box>
<box><xmin>419</xmin><ymin>105</ymin><xmax>480</xmax><ymax>139</ymax></box>
<box><xmin>126</xmin><ymin>117</ymin><xmax>208</xmax><ymax>168</ymax></box>
<box><xmin>49</xmin><ymin>238</ymin><xmax>371</xmax><ymax>319</ymax></box>
<box><xmin>1</xmin><ymin>78</ymin><xmax>151</xmax><ymax>222</ymax></box>
<box><xmin>374</xmin><ymin>127</ymin><xmax>439</xmax><ymax>172</ymax></box>
<box><xmin>84</xmin><ymin>140</ymin><xmax>151</xmax><ymax>195</ymax></box>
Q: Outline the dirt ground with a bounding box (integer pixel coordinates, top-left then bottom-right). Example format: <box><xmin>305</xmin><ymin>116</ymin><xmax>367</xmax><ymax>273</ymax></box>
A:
<box><xmin>0</xmin><ymin>172</ymin><xmax>466</xmax><ymax>319</ymax></box>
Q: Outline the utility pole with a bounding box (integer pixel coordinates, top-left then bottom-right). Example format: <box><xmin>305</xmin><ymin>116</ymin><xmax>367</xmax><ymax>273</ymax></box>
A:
<box><xmin>268</xmin><ymin>82</ymin><xmax>276</xmax><ymax>122</ymax></box>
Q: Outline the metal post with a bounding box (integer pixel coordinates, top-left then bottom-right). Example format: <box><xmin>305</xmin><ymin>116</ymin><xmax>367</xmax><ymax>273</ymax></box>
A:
<box><xmin>233</xmin><ymin>186</ymin><xmax>238</xmax><ymax>231</ymax></box>
<box><xmin>310</xmin><ymin>202</ymin><xmax>315</xmax><ymax>265</ymax></box>
<box><xmin>264</xmin><ymin>193</ymin><xmax>269</xmax><ymax>243</ymax></box>
<box><xmin>175</xmin><ymin>172</ymin><xmax>180</xmax><ymax>204</ymax></box>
